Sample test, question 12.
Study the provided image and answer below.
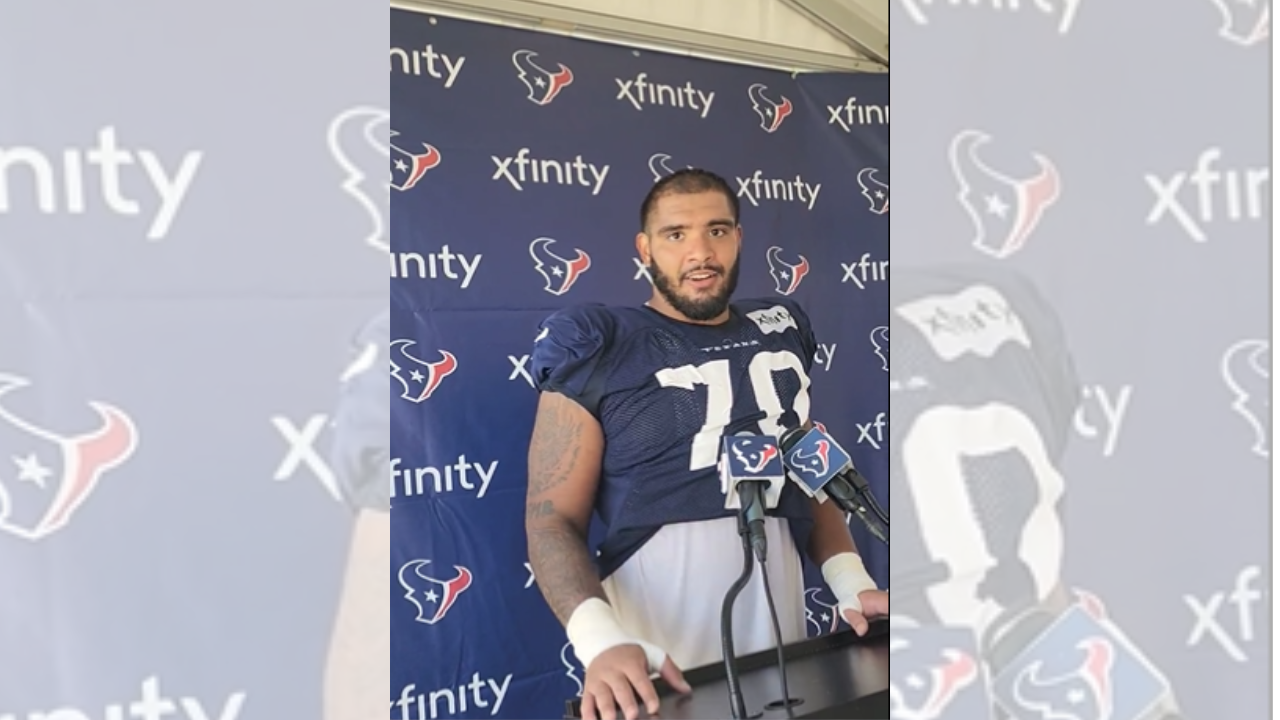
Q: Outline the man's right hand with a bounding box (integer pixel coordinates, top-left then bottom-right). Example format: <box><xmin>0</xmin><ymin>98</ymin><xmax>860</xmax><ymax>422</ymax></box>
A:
<box><xmin>580</xmin><ymin>644</ymin><xmax>691</xmax><ymax>720</ymax></box>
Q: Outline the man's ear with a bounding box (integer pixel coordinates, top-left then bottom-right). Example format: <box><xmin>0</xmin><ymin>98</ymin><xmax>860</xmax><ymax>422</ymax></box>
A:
<box><xmin>634</xmin><ymin>232</ymin><xmax>649</xmax><ymax>264</ymax></box>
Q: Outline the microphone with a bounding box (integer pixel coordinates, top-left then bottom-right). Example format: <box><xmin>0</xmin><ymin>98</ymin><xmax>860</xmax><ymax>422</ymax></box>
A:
<box><xmin>717</xmin><ymin>434</ymin><xmax>789</xmax><ymax>719</ymax></box>
<box><xmin>719</xmin><ymin>434</ymin><xmax>786</xmax><ymax>562</ymax></box>
<box><xmin>890</xmin><ymin>619</ymin><xmax>994</xmax><ymax>720</ymax></box>
<box><xmin>779</xmin><ymin>426</ymin><xmax>888</xmax><ymax>545</ymax></box>
<box><xmin>987</xmin><ymin>601</ymin><xmax>1182</xmax><ymax>720</ymax></box>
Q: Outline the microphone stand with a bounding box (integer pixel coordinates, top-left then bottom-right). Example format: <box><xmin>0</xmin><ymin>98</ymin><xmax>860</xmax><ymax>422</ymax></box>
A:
<box><xmin>719</xmin><ymin>510</ymin><xmax>755</xmax><ymax>720</ymax></box>
<box><xmin>826</xmin><ymin>487</ymin><xmax>889</xmax><ymax>545</ymax></box>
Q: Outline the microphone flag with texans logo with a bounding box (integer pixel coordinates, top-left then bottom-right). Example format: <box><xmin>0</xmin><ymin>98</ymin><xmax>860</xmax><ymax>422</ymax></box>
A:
<box><xmin>890</xmin><ymin>621</ymin><xmax>993</xmax><ymax>720</ymax></box>
<box><xmin>720</xmin><ymin>434</ymin><xmax>785</xmax><ymax>563</ymax></box>
<box><xmin>990</xmin><ymin>605</ymin><xmax>1175</xmax><ymax>720</ymax></box>
<box><xmin>719</xmin><ymin>434</ymin><xmax>786</xmax><ymax>511</ymax></box>
<box><xmin>781</xmin><ymin>425</ymin><xmax>887</xmax><ymax>544</ymax></box>
<box><xmin>781</xmin><ymin>426</ymin><xmax>854</xmax><ymax>501</ymax></box>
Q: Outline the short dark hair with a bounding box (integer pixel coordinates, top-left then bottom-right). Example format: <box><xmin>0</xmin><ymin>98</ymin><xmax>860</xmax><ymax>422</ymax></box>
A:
<box><xmin>639</xmin><ymin>168</ymin><xmax>740</xmax><ymax>231</ymax></box>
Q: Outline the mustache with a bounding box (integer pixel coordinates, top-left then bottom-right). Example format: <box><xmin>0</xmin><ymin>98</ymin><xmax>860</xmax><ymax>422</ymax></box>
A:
<box><xmin>681</xmin><ymin>264</ymin><xmax>725</xmax><ymax>279</ymax></box>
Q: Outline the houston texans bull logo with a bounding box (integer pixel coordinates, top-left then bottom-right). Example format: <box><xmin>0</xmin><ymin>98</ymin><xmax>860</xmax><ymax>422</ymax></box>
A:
<box><xmin>857</xmin><ymin>168</ymin><xmax>890</xmax><ymax>215</ymax></box>
<box><xmin>561</xmin><ymin>642</ymin><xmax>584</xmax><ymax>697</ymax></box>
<box><xmin>805</xmin><ymin>587</ymin><xmax>844</xmax><ymax>635</ymax></box>
<box><xmin>0</xmin><ymin>374</ymin><xmax>138</xmax><ymax>542</ymax></box>
<box><xmin>529</xmin><ymin>237</ymin><xmax>592</xmax><ymax>296</ymax></box>
<box><xmin>512</xmin><ymin>50</ymin><xmax>575</xmax><ymax>106</ymax></box>
<box><xmin>648</xmin><ymin>152</ymin><xmax>691</xmax><ymax>182</ymax></box>
<box><xmin>1208</xmin><ymin>0</ymin><xmax>1271</xmax><ymax>46</ymax></box>
<box><xmin>389</xmin><ymin>131</ymin><xmax>441</xmax><ymax>193</ymax></box>
<box><xmin>889</xmin><ymin>632</ymin><xmax>980</xmax><ymax>720</ymax></box>
<box><xmin>765</xmin><ymin>246</ymin><xmax>810</xmax><ymax>296</ymax></box>
<box><xmin>1012</xmin><ymin>638</ymin><xmax>1116</xmax><ymax>720</ymax></box>
<box><xmin>871</xmin><ymin>326</ymin><xmax>889</xmax><ymax>371</ymax></box>
<box><xmin>390</xmin><ymin>340</ymin><xmax>457</xmax><ymax>403</ymax></box>
<box><xmin>790</xmin><ymin>439</ymin><xmax>831</xmax><ymax>478</ymax></box>
<box><xmin>949</xmin><ymin>130</ymin><xmax>1061</xmax><ymax>260</ymax></box>
<box><xmin>1221</xmin><ymin>339</ymin><xmax>1270</xmax><ymax>458</ymax></box>
<box><xmin>747</xmin><ymin>83</ymin><xmax>793</xmax><ymax>134</ymax></box>
<box><xmin>327</xmin><ymin>106</ymin><xmax>394</xmax><ymax>252</ymax></box>
<box><xmin>398</xmin><ymin>559</ymin><xmax>474</xmax><ymax>625</ymax></box>
<box><xmin>732</xmin><ymin>438</ymin><xmax>779</xmax><ymax>473</ymax></box>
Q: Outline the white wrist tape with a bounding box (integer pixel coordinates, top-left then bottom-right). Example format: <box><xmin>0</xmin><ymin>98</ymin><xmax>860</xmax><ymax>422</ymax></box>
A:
<box><xmin>566</xmin><ymin>598</ymin><xmax>667</xmax><ymax>672</ymax></box>
<box><xmin>822</xmin><ymin>552</ymin><xmax>878</xmax><ymax>616</ymax></box>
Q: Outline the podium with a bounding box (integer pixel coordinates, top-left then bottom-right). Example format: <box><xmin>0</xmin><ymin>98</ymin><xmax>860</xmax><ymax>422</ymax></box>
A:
<box><xmin>564</xmin><ymin>620</ymin><xmax>888</xmax><ymax>720</ymax></box>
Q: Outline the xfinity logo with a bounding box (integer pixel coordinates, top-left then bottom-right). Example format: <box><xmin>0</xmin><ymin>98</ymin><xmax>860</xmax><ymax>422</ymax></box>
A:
<box><xmin>509</xmin><ymin>354</ymin><xmax>535</xmax><ymax>388</ymax></box>
<box><xmin>393</xmin><ymin>675</ymin><xmax>512</xmax><ymax>720</ymax></box>
<box><xmin>814</xmin><ymin>343</ymin><xmax>838</xmax><ymax>372</ymax></box>
<box><xmin>391</xmin><ymin>245</ymin><xmax>482</xmax><ymax>289</ymax></box>
<box><xmin>390</xmin><ymin>43</ymin><xmax>465</xmax><ymax>88</ymax></box>
<box><xmin>856</xmin><ymin>412</ymin><xmax>887</xmax><ymax>450</ymax></box>
<box><xmin>897</xmin><ymin>0</ymin><xmax>1081</xmax><ymax>34</ymax></box>
<box><xmin>841</xmin><ymin>254</ymin><xmax>888</xmax><ymax>289</ymax></box>
<box><xmin>736</xmin><ymin>171</ymin><xmax>822</xmax><ymax>210</ymax></box>
<box><xmin>1144</xmin><ymin>147</ymin><xmax>1269</xmax><ymax>243</ymax></box>
<box><xmin>616</xmin><ymin>72</ymin><xmax>715</xmax><ymax>118</ymax></box>
<box><xmin>632</xmin><ymin>258</ymin><xmax>654</xmax><ymax>284</ymax></box>
<box><xmin>828</xmin><ymin>97</ymin><xmax>889</xmax><ymax>131</ymax></box>
<box><xmin>491</xmin><ymin>148</ymin><xmax>610</xmax><ymax>195</ymax></box>
<box><xmin>1072</xmin><ymin>384</ymin><xmax>1133</xmax><ymax>458</ymax></box>
<box><xmin>0</xmin><ymin>126</ymin><xmax>203</xmax><ymax>241</ymax></box>
<box><xmin>4</xmin><ymin>676</ymin><xmax>248</xmax><ymax>720</ymax></box>
<box><xmin>271</xmin><ymin>414</ymin><xmax>341</xmax><ymax>501</ymax></box>
<box><xmin>1184</xmin><ymin>565</ymin><xmax>1263</xmax><ymax>662</ymax></box>
<box><xmin>391</xmin><ymin>456</ymin><xmax>498</xmax><ymax>499</ymax></box>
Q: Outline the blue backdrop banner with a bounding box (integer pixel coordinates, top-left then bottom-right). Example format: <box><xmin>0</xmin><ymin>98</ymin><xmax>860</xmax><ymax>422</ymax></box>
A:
<box><xmin>390</xmin><ymin>9</ymin><xmax>888</xmax><ymax>719</ymax></box>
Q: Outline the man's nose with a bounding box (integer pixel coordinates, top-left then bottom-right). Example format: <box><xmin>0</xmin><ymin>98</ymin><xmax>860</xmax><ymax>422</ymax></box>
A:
<box><xmin>685</xmin><ymin>233</ymin><xmax>715</xmax><ymax>263</ymax></box>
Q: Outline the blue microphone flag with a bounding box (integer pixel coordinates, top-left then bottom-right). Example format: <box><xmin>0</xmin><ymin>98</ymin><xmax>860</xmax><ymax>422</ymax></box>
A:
<box><xmin>890</xmin><ymin>622</ymin><xmax>993</xmax><ymax>720</ymax></box>
<box><xmin>990</xmin><ymin>605</ymin><xmax>1172</xmax><ymax>720</ymax></box>
<box><xmin>782</xmin><ymin>426</ymin><xmax>853</xmax><ymax>498</ymax></box>
<box><xmin>719</xmin><ymin>434</ymin><xmax>785</xmax><ymax>510</ymax></box>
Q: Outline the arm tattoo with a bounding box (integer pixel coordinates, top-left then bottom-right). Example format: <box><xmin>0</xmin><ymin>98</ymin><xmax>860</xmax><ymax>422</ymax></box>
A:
<box><xmin>528</xmin><ymin>524</ymin><xmax>607</xmax><ymax>625</ymax></box>
<box><xmin>527</xmin><ymin>397</ymin><xmax>585</xmax><ymax>497</ymax></box>
<box><xmin>525</xmin><ymin>499</ymin><xmax>556</xmax><ymax>522</ymax></box>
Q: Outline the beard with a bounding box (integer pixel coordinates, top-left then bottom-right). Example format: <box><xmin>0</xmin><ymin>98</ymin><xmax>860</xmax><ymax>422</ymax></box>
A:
<box><xmin>649</xmin><ymin>256</ymin><xmax>740</xmax><ymax>322</ymax></box>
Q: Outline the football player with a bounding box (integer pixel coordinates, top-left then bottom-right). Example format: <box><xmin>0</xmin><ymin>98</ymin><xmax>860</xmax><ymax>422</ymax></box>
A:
<box><xmin>524</xmin><ymin>169</ymin><xmax>889</xmax><ymax>720</ymax></box>
<box><xmin>322</xmin><ymin>308</ymin><xmax>389</xmax><ymax>720</ymax></box>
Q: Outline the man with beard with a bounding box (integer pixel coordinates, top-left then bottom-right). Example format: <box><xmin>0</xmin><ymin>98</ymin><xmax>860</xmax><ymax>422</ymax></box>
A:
<box><xmin>524</xmin><ymin>169</ymin><xmax>888</xmax><ymax>720</ymax></box>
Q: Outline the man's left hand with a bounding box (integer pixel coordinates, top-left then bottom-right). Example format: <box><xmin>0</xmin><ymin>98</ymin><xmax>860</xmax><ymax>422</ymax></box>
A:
<box><xmin>841</xmin><ymin>590</ymin><xmax>889</xmax><ymax>636</ymax></box>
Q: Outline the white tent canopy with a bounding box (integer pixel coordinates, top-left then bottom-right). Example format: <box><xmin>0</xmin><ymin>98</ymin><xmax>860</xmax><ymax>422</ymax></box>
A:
<box><xmin>394</xmin><ymin>0</ymin><xmax>888</xmax><ymax>73</ymax></box>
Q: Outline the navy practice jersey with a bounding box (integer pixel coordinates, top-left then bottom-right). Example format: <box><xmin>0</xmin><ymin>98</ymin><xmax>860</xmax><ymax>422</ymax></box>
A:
<box><xmin>888</xmin><ymin>266</ymin><xmax>1080</xmax><ymax>631</ymax></box>
<box><xmin>329</xmin><ymin>308</ymin><xmax>391</xmax><ymax>512</ymax></box>
<box><xmin>531</xmin><ymin>298</ymin><xmax>820</xmax><ymax>579</ymax></box>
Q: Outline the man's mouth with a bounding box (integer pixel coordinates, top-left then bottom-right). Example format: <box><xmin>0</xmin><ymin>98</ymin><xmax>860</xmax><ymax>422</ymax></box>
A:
<box><xmin>684</xmin><ymin>269</ymin><xmax>720</xmax><ymax>290</ymax></box>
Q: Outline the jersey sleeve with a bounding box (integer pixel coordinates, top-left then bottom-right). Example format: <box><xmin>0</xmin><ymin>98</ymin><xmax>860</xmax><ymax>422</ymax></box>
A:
<box><xmin>775</xmin><ymin>297</ymin><xmax>820</xmax><ymax>373</ymax></box>
<box><xmin>328</xmin><ymin>309</ymin><xmax>391</xmax><ymax>513</ymax></box>
<box><xmin>529</xmin><ymin>304</ymin><xmax>614</xmax><ymax>417</ymax></box>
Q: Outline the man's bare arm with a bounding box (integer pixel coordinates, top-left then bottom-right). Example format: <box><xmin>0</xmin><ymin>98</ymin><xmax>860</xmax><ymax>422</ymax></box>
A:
<box><xmin>806</xmin><ymin>497</ymin><xmax>860</xmax><ymax>566</ymax></box>
<box><xmin>323</xmin><ymin>510</ymin><xmax>389</xmax><ymax>720</ymax></box>
<box><xmin>526</xmin><ymin>391</ymin><xmax>608</xmax><ymax>625</ymax></box>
